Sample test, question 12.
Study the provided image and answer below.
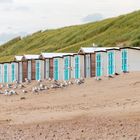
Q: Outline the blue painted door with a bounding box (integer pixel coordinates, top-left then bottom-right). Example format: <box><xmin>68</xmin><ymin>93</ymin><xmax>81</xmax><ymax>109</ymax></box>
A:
<box><xmin>0</xmin><ymin>65</ymin><xmax>2</xmax><ymax>83</ymax></box>
<box><xmin>4</xmin><ymin>64</ymin><xmax>8</xmax><ymax>83</ymax></box>
<box><xmin>96</xmin><ymin>53</ymin><xmax>102</xmax><ymax>77</ymax></box>
<box><xmin>86</xmin><ymin>55</ymin><xmax>90</xmax><ymax>77</ymax></box>
<box><xmin>122</xmin><ymin>49</ymin><xmax>128</xmax><ymax>72</ymax></box>
<box><xmin>75</xmin><ymin>56</ymin><xmax>80</xmax><ymax>79</ymax></box>
<box><xmin>64</xmin><ymin>57</ymin><xmax>69</xmax><ymax>80</ymax></box>
<box><xmin>54</xmin><ymin>59</ymin><xmax>59</xmax><ymax>80</ymax></box>
<box><xmin>11</xmin><ymin>63</ymin><xmax>16</xmax><ymax>82</ymax></box>
<box><xmin>108</xmin><ymin>52</ymin><xmax>114</xmax><ymax>75</ymax></box>
<box><xmin>36</xmin><ymin>60</ymin><xmax>41</xmax><ymax>80</ymax></box>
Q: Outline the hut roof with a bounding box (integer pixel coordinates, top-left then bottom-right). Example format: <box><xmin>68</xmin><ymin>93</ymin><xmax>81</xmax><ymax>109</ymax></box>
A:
<box><xmin>23</xmin><ymin>55</ymin><xmax>40</xmax><ymax>60</ymax></box>
<box><xmin>15</xmin><ymin>55</ymin><xmax>23</xmax><ymax>61</ymax></box>
<box><xmin>40</xmin><ymin>53</ymin><xmax>74</xmax><ymax>58</ymax></box>
<box><xmin>78</xmin><ymin>47</ymin><xmax>120</xmax><ymax>54</ymax></box>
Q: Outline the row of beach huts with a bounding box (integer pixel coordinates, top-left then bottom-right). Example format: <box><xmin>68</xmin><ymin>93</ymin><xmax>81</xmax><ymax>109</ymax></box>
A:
<box><xmin>0</xmin><ymin>46</ymin><xmax>140</xmax><ymax>83</ymax></box>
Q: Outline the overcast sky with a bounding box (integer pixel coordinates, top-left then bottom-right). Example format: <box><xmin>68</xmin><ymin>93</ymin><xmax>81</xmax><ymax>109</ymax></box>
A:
<box><xmin>0</xmin><ymin>0</ymin><xmax>140</xmax><ymax>44</ymax></box>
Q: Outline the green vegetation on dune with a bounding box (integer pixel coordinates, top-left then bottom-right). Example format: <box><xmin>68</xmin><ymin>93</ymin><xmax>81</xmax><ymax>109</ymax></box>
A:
<box><xmin>0</xmin><ymin>10</ymin><xmax>140</xmax><ymax>62</ymax></box>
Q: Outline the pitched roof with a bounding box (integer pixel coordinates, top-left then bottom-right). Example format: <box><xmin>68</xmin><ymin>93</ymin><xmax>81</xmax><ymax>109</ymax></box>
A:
<box><xmin>23</xmin><ymin>55</ymin><xmax>40</xmax><ymax>60</ymax></box>
<box><xmin>78</xmin><ymin>47</ymin><xmax>120</xmax><ymax>53</ymax></box>
<box><xmin>15</xmin><ymin>55</ymin><xmax>23</xmax><ymax>61</ymax></box>
<box><xmin>40</xmin><ymin>53</ymin><xmax>75</xmax><ymax>58</ymax></box>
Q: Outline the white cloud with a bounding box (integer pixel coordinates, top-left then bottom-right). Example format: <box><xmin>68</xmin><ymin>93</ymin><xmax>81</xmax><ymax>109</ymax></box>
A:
<box><xmin>0</xmin><ymin>0</ymin><xmax>140</xmax><ymax>44</ymax></box>
<box><xmin>0</xmin><ymin>0</ymin><xmax>13</xmax><ymax>3</ymax></box>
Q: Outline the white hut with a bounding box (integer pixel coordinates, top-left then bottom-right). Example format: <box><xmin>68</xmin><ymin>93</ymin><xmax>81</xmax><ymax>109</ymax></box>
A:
<box><xmin>72</xmin><ymin>54</ymin><xmax>85</xmax><ymax>79</ymax></box>
<box><xmin>120</xmin><ymin>47</ymin><xmax>140</xmax><ymax>72</ymax></box>
<box><xmin>106</xmin><ymin>48</ymin><xmax>121</xmax><ymax>76</ymax></box>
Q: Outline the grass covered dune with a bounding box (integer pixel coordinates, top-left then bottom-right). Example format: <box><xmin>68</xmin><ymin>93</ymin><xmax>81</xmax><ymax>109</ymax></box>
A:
<box><xmin>0</xmin><ymin>10</ymin><xmax>140</xmax><ymax>62</ymax></box>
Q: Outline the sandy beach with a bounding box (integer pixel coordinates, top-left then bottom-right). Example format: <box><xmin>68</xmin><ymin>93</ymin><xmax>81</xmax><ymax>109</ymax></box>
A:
<box><xmin>0</xmin><ymin>72</ymin><xmax>140</xmax><ymax>140</ymax></box>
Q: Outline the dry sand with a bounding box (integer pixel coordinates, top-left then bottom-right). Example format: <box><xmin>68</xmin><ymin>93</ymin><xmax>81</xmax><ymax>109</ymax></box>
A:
<box><xmin>1</xmin><ymin>72</ymin><xmax>140</xmax><ymax>140</ymax></box>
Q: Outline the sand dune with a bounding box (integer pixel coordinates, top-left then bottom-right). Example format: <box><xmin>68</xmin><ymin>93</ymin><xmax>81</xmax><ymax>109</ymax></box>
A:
<box><xmin>0</xmin><ymin>72</ymin><xmax>140</xmax><ymax>139</ymax></box>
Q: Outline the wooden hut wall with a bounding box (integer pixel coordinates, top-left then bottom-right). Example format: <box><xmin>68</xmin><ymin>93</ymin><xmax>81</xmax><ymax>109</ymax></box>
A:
<box><xmin>90</xmin><ymin>53</ymin><xmax>96</xmax><ymax>77</ymax></box>
<box><xmin>31</xmin><ymin>60</ymin><xmax>36</xmax><ymax>80</ymax></box>
<box><xmin>70</xmin><ymin>56</ymin><xmax>74</xmax><ymax>79</ymax></box>
<box><xmin>49</xmin><ymin>58</ymin><xmax>53</xmax><ymax>79</ymax></box>
<box><xmin>80</xmin><ymin>55</ymin><xmax>85</xmax><ymax>78</ymax></box>
<box><xmin>84</xmin><ymin>54</ymin><xmax>91</xmax><ymax>78</ymax></box>
<box><xmin>44</xmin><ymin>59</ymin><xmax>50</xmax><ymax>79</ymax></box>
<box><xmin>114</xmin><ymin>50</ymin><xmax>121</xmax><ymax>74</ymax></box>
<box><xmin>40</xmin><ymin>60</ymin><xmax>45</xmax><ymax>80</ymax></box>
<box><xmin>59</xmin><ymin>58</ymin><xmax>64</xmax><ymax>81</ymax></box>
<box><xmin>22</xmin><ymin>61</ymin><xmax>28</xmax><ymax>82</ymax></box>
<box><xmin>27</xmin><ymin>60</ymin><xmax>32</xmax><ymax>80</ymax></box>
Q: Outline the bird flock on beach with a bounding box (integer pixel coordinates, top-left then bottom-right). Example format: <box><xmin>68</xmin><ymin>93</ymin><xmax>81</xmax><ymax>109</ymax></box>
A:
<box><xmin>0</xmin><ymin>77</ymin><xmax>85</xmax><ymax>96</ymax></box>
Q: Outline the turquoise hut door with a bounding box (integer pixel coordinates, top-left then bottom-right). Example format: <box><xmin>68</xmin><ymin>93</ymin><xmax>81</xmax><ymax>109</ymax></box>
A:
<box><xmin>11</xmin><ymin>63</ymin><xmax>15</xmax><ymax>82</ymax></box>
<box><xmin>54</xmin><ymin>59</ymin><xmax>59</xmax><ymax>80</ymax></box>
<box><xmin>108</xmin><ymin>52</ymin><xmax>114</xmax><ymax>75</ymax></box>
<box><xmin>64</xmin><ymin>57</ymin><xmax>69</xmax><ymax>80</ymax></box>
<box><xmin>75</xmin><ymin>56</ymin><xmax>80</xmax><ymax>79</ymax></box>
<box><xmin>86</xmin><ymin>55</ymin><xmax>90</xmax><ymax>77</ymax></box>
<box><xmin>96</xmin><ymin>53</ymin><xmax>101</xmax><ymax>77</ymax></box>
<box><xmin>4</xmin><ymin>64</ymin><xmax>8</xmax><ymax>83</ymax></box>
<box><xmin>122</xmin><ymin>50</ymin><xmax>128</xmax><ymax>72</ymax></box>
<box><xmin>0</xmin><ymin>65</ymin><xmax>2</xmax><ymax>83</ymax></box>
<box><xmin>36</xmin><ymin>60</ymin><xmax>41</xmax><ymax>80</ymax></box>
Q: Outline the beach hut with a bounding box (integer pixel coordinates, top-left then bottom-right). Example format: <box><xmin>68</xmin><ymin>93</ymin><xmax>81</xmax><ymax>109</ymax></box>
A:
<box><xmin>21</xmin><ymin>55</ymin><xmax>40</xmax><ymax>81</ymax></box>
<box><xmin>34</xmin><ymin>59</ymin><xmax>44</xmax><ymax>81</ymax></box>
<box><xmin>78</xmin><ymin>47</ymin><xmax>96</xmax><ymax>78</ymax></box>
<box><xmin>63</xmin><ymin>54</ymin><xmax>75</xmax><ymax>81</ymax></box>
<box><xmin>120</xmin><ymin>47</ymin><xmax>140</xmax><ymax>72</ymax></box>
<box><xmin>72</xmin><ymin>54</ymin><xmax>85</xmax><ymax>79</ymax></box>
<box><xmin>95</xmin><ymin>50</ymin><xmax>107</xmax><ymax>77</ymax></box>
<box><xmin>106</xmin><ymin>48</ymin><xmax>121</xmax><ymax>76</ymax></box>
